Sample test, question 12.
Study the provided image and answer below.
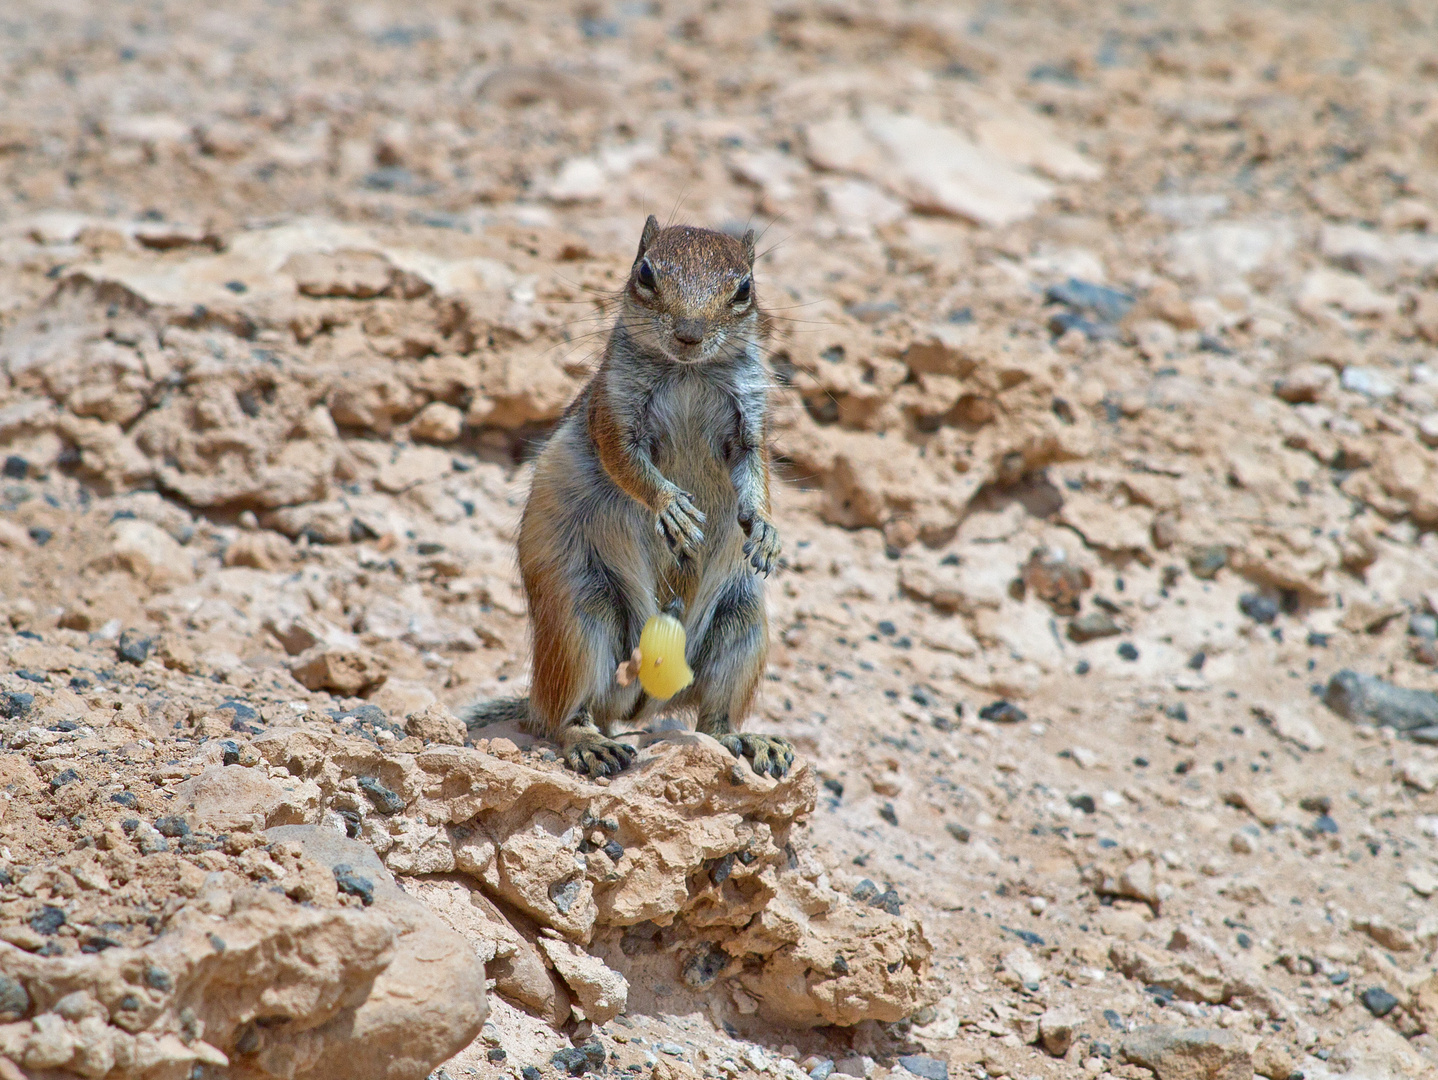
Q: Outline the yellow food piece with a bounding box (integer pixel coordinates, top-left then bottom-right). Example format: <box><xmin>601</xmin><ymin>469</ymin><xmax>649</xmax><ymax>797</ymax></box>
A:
<box><xmin>637</xmin><ymin>613</ymin><xmax>694</xmax><ymax>700</ymax></box>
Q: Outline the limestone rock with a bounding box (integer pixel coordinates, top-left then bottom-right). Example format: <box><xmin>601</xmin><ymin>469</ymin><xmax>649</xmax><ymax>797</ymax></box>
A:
<box><xmin>404</xmin><ymin>703</ymin><xmax>465</xmax><ymax>746</ymax></box>
<box><xmin>1038</xmin><ymin>1008</ymin><xmax>1081</xmax><ymax>1057</ymax></box>
<box><xmin>1120</xmin><ymin>1026</ymin><xmax>1252</xmax><ymax>1080</ymax></box>
<box><xmin>262</xmin><ymin>826</ymin><xmax>487</xmax><ymax>1080</ymax></box>
<box><xmin>537</xmin><ymin>933</ymin><xmax>628</xmax><ymax>1024</ymax></box>
<box><xmin>410</xmin><ymin>401</ymin><xmax>464</xmax><ymax>444</ymax></box>
<box><xmin>806</xmin><ymin>111</ymin><xmax>1053</xmax><ymax>227</ymax></box>
<box><xmin>110</xmin><ymin>519</ymin><xmax>195</xmax><ymax>589</ymax></box>
<box><xmin>1326</xmin><ymin>1023</ymin><xmax>1434</xmax><ymax>1080</ymax></box>
<box><xmin>291</xmin><ymin>646</ymin><xmax>388</xmax><ymax>696</ymax></box>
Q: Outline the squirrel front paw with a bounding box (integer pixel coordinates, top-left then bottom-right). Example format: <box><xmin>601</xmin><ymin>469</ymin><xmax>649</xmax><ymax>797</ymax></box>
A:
<box><xmin>740</xmin><ymin>514</ymin><xmax>781</xmax><ymax>576</ymax></box>
<box><xmin>656</xmin><ymin>489</ymin><xmax>706</xmax><ymax>556</ymax></box>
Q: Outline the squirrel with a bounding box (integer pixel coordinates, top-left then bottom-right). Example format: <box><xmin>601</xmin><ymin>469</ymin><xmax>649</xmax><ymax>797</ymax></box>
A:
<box><xmin>463</xmin><ymin>215</ymin><xmax>794</xmax><ymax>780</ymax></box>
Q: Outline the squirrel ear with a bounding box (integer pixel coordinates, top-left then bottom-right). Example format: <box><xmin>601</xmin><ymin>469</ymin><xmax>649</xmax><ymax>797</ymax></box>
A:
<box><xmin>741</xmin><ymin>228</ymin><xmax>756</xmax><ymax>268</ymax></box>
<box><xmin>635</xmin><ymin>215</ymin><xmax>660</xmax><ymax>265</ymax></box>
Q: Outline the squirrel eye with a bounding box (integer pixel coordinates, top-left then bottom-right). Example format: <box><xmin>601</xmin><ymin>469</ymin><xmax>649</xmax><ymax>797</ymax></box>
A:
<box><xmin>636</xmin><ymin>260</ymin><xmax>656</xmax><ymax>290</ymax></box>
<box><xmin>732</xmin><ymin>277</ymin><xmax>752</xmax><ymax>305</ymax></box>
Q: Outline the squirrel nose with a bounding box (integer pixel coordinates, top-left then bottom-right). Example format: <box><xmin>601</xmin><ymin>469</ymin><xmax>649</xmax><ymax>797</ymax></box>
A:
<box><xmin>673</xmin><ymin>317</ymin><xmax>705</xmax><ymax>345</ymax></box>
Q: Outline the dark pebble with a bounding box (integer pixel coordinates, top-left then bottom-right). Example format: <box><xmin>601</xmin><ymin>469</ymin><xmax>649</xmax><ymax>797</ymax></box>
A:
<box><xmin>897</xmin><ymin>1055</ymin><xmax>949</xmax><ymax>1080</ymax></box>
<box><xmin>488</xmin><ymin>1049</ymin><xmax>508</xmax><ymax>1063</ymax></box>
<box><xmin>0</xmin><ymin>691</ymin><xmax>34</xmax><ymax>718</ymax></box>
<box><xmin>1313</xmin><ymin>815</ymin><xmax>1339</xmax><ymax>834</ymax></box>
<box><xmin>208</xmin><ymin>933</ymin><xmax>226</xmax><ymax>952</ymax></box>
<box><xmin>549</xmin><ymin>878</ymin><xmax>582</xmax><ymax>914</ymax></box>
<box><xmin>1</xmin><ymin>455</ymin><xmax>27</xmax><ymax>479</ymax></box>
<box><xmin>870</xmin><ymin>888</ymin><xmax>902</xmax><ymax>915</ymax></box>
<box><xmin>332</xmin><ymin>864</ymin><xmax>375</xmax><ymax>905</ymax></box>
<box><xmin>523</xmin><ymin>1068</ymin><xmax>543</xmax><ymax>1080</ymax></box>
<box><xmin>551</xmin><ymin>1047</ymin><xmax>592</xmax><ymax>1076</ymax></box>
<box><xmin>154</xmin><ymin>816</ymin><xmax>190</xmax><ymax>838</ymax></box>
<box><xmin>116</xmin><ymin>629</ymin><xmax>153</xmax><ymax>665</ymax></box>
<box><xmin>1360</xmin><ymin>987</ymin><xmax>1398</xmax><ymax>1017</ymax></box>
<box><xmin>851</xmin><ymin>879</ymin><xmax>880</xmax><ymax>903</ymax></box>
<box><xmin>1103</xmin><ymin>1008</ymin><xmax>1124</xmax><ymax>1030</ymax></box>
<box><xmin>821</xmin><ymin>777</ymin><xmax>844</xmax><ymax>799</ymax></box>
<box><xmin>979</xmin><ymin>700</ymin><xmax>1027</xmax><ymax>723</ymax></box>
<box><xmin>110</xmin><ymin>791</ymin><xmax>138</xmax><ymax>808</ymax></box>
<box><xmin>603</xmin><ymin>839</ymin><xmax>624</xmax><ymax>862</ymax></box>
<box><xmin>1045</xmin><ymin>278</ymin><xmax>1134</xmax><ymax>323</ymax></box>
<box><xmin>1239</xmin><ymin>592</ymin><xmax>1279</xmax><ymax>623</ymax></box>
<box><xmin>1188</xmin><ymin>545</ymin><xmax>1228</xmax><ymax>580</ymax></box>
<box><xmin>878</xmin><ymin>802</ymin><xmax>898</xmax><ymax>826</ymax></box>
<box><xmin>217</xmin><ymin>699</ymin><xmax>257</xmax><ymax>722</ymax></box>
<box><xmin>1324</xmin><ymin>669</ymin><xmax>1438</xmax><ymax>731</ymax></box>
<box><xmin>49</xmin><ymin>768</ymin><xmax>81</xmax><ymax>792</ymax></box>
<box><xmin>1075</xmin><ymin>660</ymin><xmax>1091</xmax><ymax>675</ymax></box>
<box><xmin>0</xmin><ymin>973</ymin><xmax>30</xmax><ymax>1022</ymax></box>
<box><xmin>1117</xmin><ymin>642</ymin><xmax>1140</xmax><ymax>661</ymax></box>
<box><xmin>30</xmin><ymin>905</ymin><xmax>66</xmax><ymax>936</ymax></box>
<box><xmin>145</xmin><ymin>965</ymin><xmax>172</xmax><ymax>991</ymax></box>
<box><xmin>1069</xmin><ymin>612</ymin><xmax>1121</xmax><ymax>642</ymax></box>
<box><xmin>27</xmin><ymin>527</ymin><xmax>52</xmax><ymax>546</ymax></box>
<box><xmin>708</xmin><ymin>853</ymin><xmax>735</xmax><ymax>885</ymax></box>
<box><xmin>1003</xmin><ymin>926</ymin><xmax>1045</xmax><ymax>947</ymax></box>
<box><xmin>80</xmin><ymin>936</ymin><xmax>120</xmax><ymax>953</ymax></box>
<box><xmin>220</xmin><ymin>741</ymin><xmax>241</xmax><ymax>766</ymax></box>
<box><xmin>357</xmin><ymin>776</ymin><xmax>405</xmax><ymax>815</ymax></box>
<box><xmin>945</xmin><ymin>822</ymin><xmax>970</xmax><ymax>843</ymax></box>
<box><xmin>15</xmin><ymin>670</ymin><xmax>45</xmax><ymax>684</ymax></box>
<box><xmin>332</xmin><ymin>704</ymin><xmax>389</xmax><ymax>726</ymax></box>
<box><xmin>1068</xmin><ymin>794</ymin><xmax>1096</xmax><ymax>814</ymax></box>
<box><xmin>1187</xmin><ymin>651</ymin><xmax>1206</xmax><ymax>671</ymax></box>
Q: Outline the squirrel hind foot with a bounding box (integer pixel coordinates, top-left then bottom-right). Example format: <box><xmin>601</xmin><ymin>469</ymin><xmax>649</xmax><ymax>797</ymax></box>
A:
<box><xmin>717</xmin><ymin>733</ymin><xmax>794</xmax><ymax>779</ymax></box>
<box><xmin>564</xmin><ymin>732</ymin><xmax>637</xmax><ymax>778</ymax></box>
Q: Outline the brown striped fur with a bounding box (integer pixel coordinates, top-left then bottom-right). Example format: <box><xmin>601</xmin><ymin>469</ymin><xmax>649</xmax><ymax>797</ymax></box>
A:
<box><xmin>463</xmin><ymin>216</ymin><xmax>792</xmax><ymax>779</ymax></box>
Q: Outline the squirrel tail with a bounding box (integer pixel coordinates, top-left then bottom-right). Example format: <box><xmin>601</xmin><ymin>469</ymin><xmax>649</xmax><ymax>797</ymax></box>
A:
<box><xmin>460</xmin><ymin>695</ymin><xmax>530</xmax><ymax>732</ymax></box>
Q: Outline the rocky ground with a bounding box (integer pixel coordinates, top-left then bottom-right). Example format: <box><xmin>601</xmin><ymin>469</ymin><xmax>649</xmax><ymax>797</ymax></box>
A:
<box><xmin>3</xmin><ymin>0</ymin><xmax>1438</xmax><ymax>1078</ymax></box>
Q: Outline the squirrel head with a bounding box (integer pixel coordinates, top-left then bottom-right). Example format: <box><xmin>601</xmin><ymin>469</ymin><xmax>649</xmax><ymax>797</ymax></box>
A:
<box><xmin>620</xmin><ymin>215</ymin><xmax>759</xmax><ymax>364</ymax></box>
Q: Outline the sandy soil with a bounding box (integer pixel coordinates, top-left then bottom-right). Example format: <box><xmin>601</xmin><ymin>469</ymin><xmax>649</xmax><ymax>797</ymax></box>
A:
<box><xmin>3</xmin><ymin>1</ymin><xmax>1438</xmax><ymax>1079</ymax></box>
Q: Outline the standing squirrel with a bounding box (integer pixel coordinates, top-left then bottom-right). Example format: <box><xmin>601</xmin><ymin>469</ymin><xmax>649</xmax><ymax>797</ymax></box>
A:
<box><xmin>464</xmin><ymin>215</ymin><xmax>793</xmax><ymax>780</ymax></box>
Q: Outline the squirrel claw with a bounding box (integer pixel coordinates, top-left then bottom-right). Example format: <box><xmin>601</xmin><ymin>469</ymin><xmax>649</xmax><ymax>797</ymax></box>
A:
<box><xmin>741</xmin><ymin>517</ymin><xmax>781</xmax><ymax>576</ymax></box>
<box><xmin>657</xmin><ymin>490</ymin><xmax>706</xmax><ymax>555</ymax></box>
<box><xmin>565</xmin><ymin>733</ymin><xmax>637</xmax><ymax>778</ymax></box>
<box><xmin>718</xmin><ymin>732</ymin><xmax>795</xmax><ymax>778</ymax></box>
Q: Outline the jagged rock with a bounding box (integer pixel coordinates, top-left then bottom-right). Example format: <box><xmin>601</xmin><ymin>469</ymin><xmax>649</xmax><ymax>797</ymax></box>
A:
<box><xmin>291</xmin><ymin>647</ymin><xmax>388</xmax><ymax>696</ymax></box>
<box><xmin>537</xmin><ymin>933</ymin><xmax>628</xmax><ymax>1024</ymax></box>
<box><xmin>410</xmin><ymin>401</ymin><xmax>464</xmax><ymax>443</ymax></box>
<box><xmin>1038</xmin><ymin>1008</ymin><xmax>1081</xmax><ymax>1057</ymax></box>
<box><xmin>0</xmin><ymin>849</ymin><xmax>482</xmax><ymax>1080</ymax></box>
<box><xmin>1121</xmin><ymin>1026</ymin><xmax>1252</xmax><ymax>1080</ymax></box>
<box><xmin>110</xmin><ymin>519</ymin><xmax>194</xmax><ymax>589</ymax></box>
<box><xmin>238</xmin><ymin>729</ymin><xmax>931</xmax><ymax>1028</ymax></box>
<box><xmin>1326</xmin><ymin>1023</ymin><xmax>1434</xmax><ymax>1080</ymax></box>
<box><xmin>403</xmin><ymin>704</ymin><xmax>466</xmax><ymax>746</ymax></box>
<box><xmin>262</xmin><ymin>826</ymin><xmax>487</xmax><ymax>1080</ymax></box>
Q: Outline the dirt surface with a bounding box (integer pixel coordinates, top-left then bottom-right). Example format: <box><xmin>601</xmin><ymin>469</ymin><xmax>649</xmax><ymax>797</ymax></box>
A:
<box><xmin>4</xmin><ymin>1</ymin><xmax>1438</xmax><ymax>1079</ymax></box>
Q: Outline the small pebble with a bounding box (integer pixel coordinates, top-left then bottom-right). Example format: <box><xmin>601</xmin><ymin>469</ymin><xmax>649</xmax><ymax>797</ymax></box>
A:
<box><xmin>1360</xmin><ymin>987</ymin><xmax>1398</xmax><ymax>1017</ymax></box>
